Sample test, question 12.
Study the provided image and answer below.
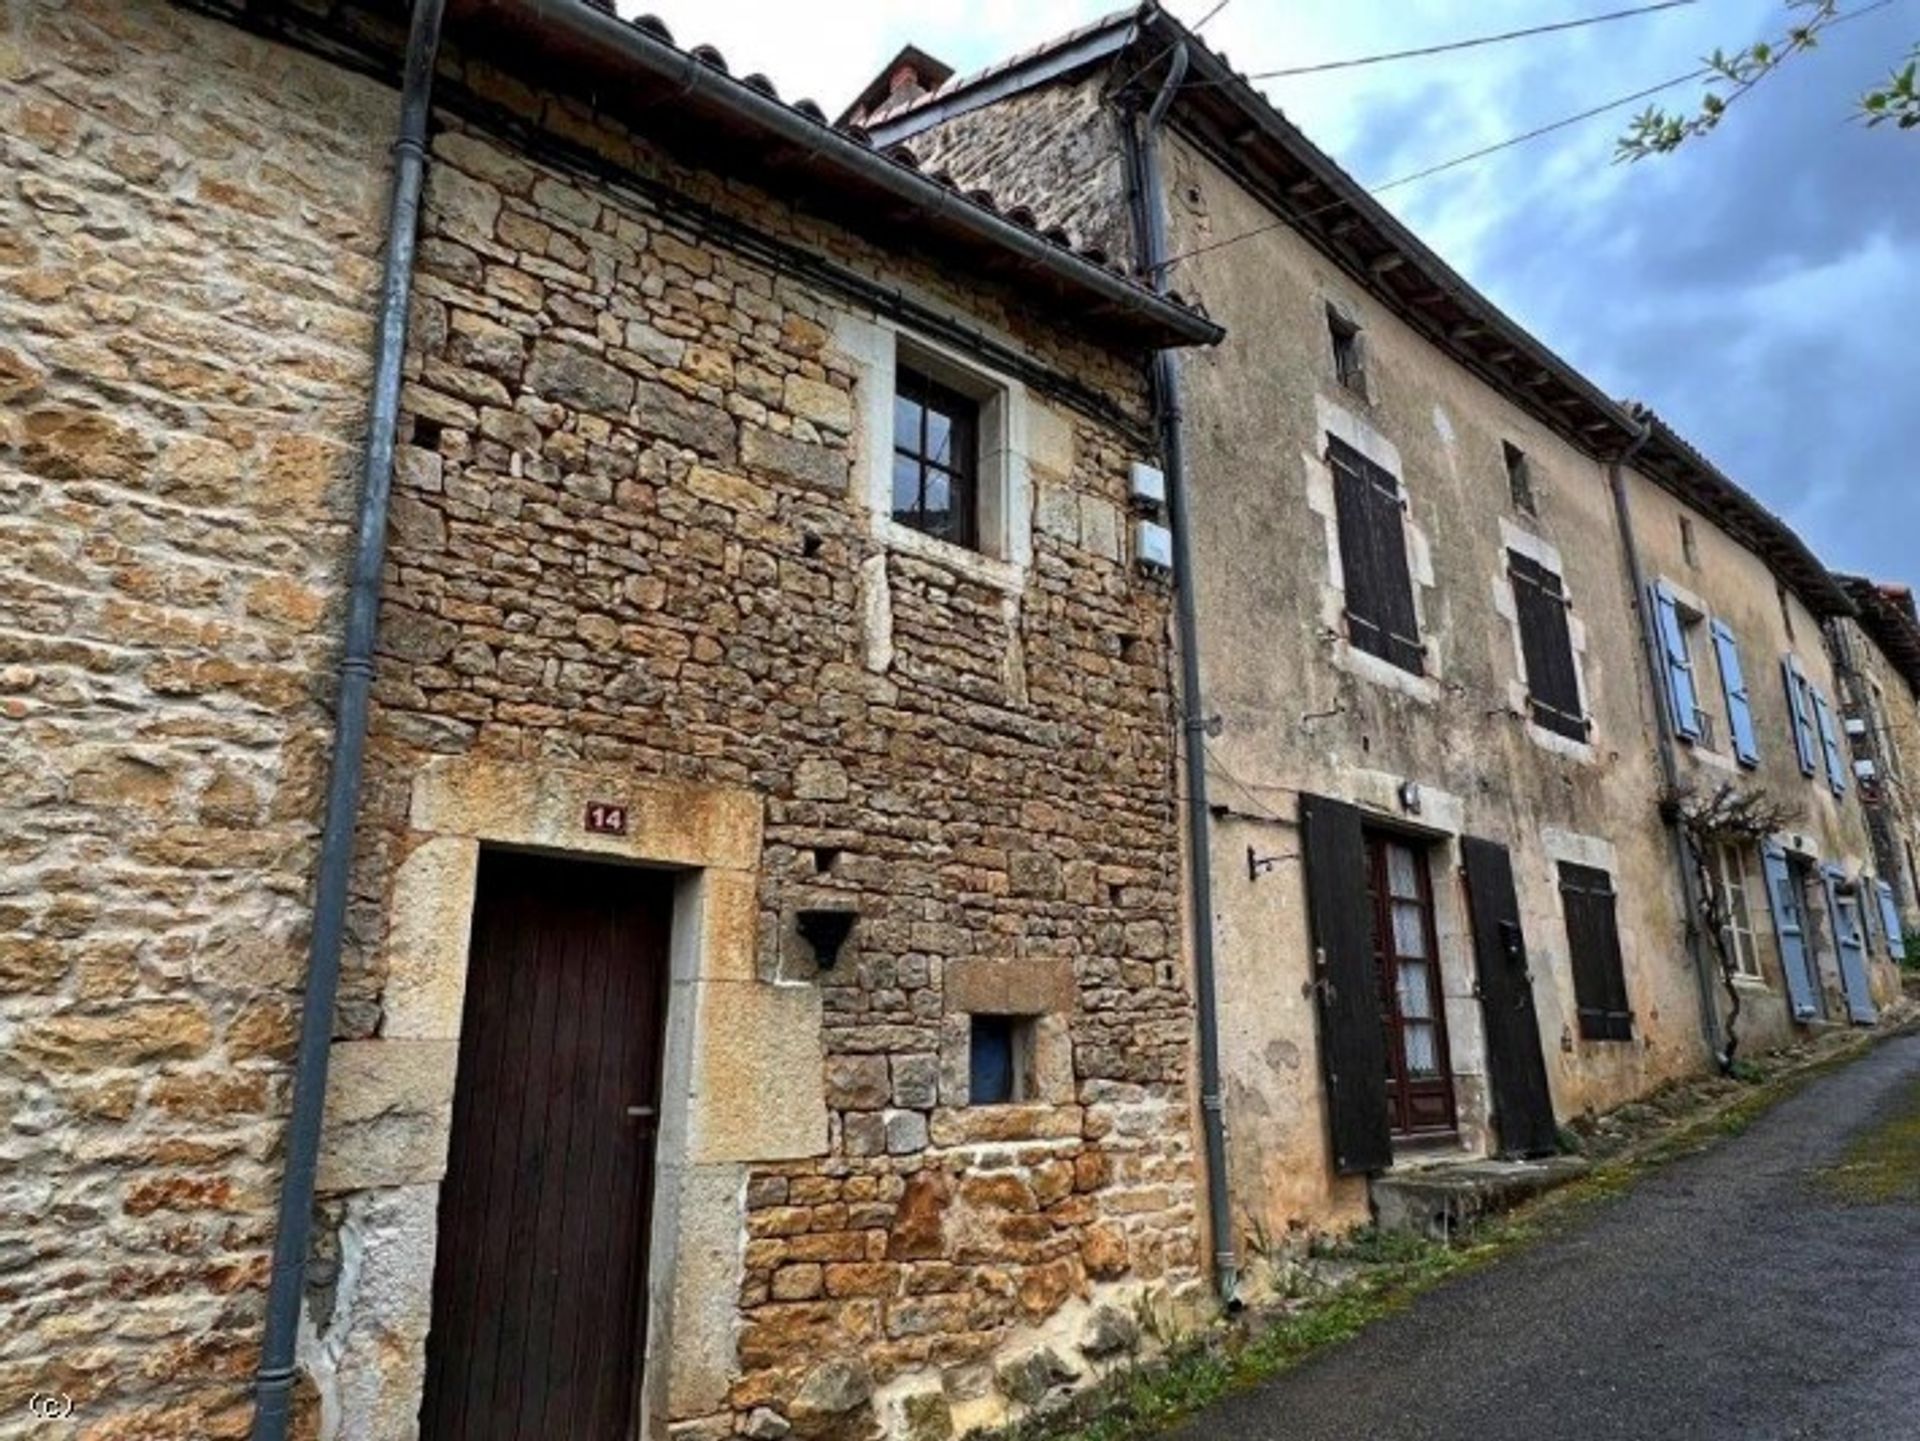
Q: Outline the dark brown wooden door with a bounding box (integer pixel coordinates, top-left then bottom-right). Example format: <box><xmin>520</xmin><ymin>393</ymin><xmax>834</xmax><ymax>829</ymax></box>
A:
<box><xmin>1461</xmin><ymin>837</ymin><xmax>1558</xmax><ymax>1158</ymax></box>
<box><xmin>1363</xmin><ymin>832</ymin><xmax>1456</xmax><ymax>1137</ymax></box>
<box><xmin>420</xmin><ymin>850</ymin><xmax>673</xmax><ymax>1441</ymax></box>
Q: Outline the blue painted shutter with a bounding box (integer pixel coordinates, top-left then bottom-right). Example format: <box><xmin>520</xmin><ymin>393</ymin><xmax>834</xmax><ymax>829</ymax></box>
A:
<box><xmin>1876</xmin><ymin>880</ymin><xmax>1906</xmax><ymax>961</ymax></box>
<box><xmin>1760</xmin><ymin>843</ymin><xmax>1818</xmax><ymax>1020</ymax></box>
<box><xmin>1782</xmin><ymin>658</ymin><xmax>1817</xmax><ymax>776</ymax></box>
<box><xmin>1651</xmin><ymin>583</ymin><xmax>1700</xmax><ymax>740</ymax></box>
<box><xmin>1821</xmin><ymin>866</ymin><xmax>1877</xmax><ymax>1023</ymax></box>
<box><xmin>1812</xmin><ymin>690</ymin><xmax>1846</xmax><ymax>795</ymax></box>
<box><xmin>1709</xmin><ymin>620</ymin><xmax>1759</xmax><ymax>766</ymax></box>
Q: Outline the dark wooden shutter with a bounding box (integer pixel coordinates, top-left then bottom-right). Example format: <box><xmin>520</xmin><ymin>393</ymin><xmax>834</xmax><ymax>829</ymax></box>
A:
<box><xmin>1557</xmin><ymin>862</ymin><xmax>1632</xmax><ymax>1041</ymax></box>
<box><xmin>1328</xmin><ymin>437</ymin><xmax>1423</xmax><ymax>676</ymax></box>
<box><xmin>1301</xmin><ymin>793</ymin><xmax>1393</xmax><ymax>1174</ymax></box>
<box><xmin>1462</xmin><ymin>837</ymin><xmax>1558</xmax><ymax>1157</ymax></box>
<box><xmin>1509</xmin><ymin>552</ymin><xmax>1587</xmax><ymax>742</ymax></box>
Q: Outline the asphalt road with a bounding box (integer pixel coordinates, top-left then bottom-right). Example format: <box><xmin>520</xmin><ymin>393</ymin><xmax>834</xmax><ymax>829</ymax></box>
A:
<box><xmin>1175</xmin><ymin>1032</ymin><xmax>1920</xmax><ymax>1441</ymax></box>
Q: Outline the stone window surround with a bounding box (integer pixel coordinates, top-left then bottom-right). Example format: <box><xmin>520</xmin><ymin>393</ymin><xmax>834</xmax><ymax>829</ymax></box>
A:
<box><xmin>311</xmin><ymin>757</ymin><xmax>827</xmax><ymax>1440</ymax></box>
<box><xmin>1494</xmin><ymin>518</ymin><xmax>1597</xmax><ymax>765</ymax></box>
<box><xmin>1306</xmin><ymin>393</ymin><xmax>1442</xmax><ymax>705</ymax></box>
<box><xmin>838</xmin><ymin>311</ymin><xmax>1033</xmax><ymax>595</ymax></box>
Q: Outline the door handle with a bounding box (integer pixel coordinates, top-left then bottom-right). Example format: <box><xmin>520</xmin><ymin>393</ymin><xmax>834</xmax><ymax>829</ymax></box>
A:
<box><xmin>625</xmin><ymin>1105</ymin><xmax>655</xmax><ymax>1119</ymax></box>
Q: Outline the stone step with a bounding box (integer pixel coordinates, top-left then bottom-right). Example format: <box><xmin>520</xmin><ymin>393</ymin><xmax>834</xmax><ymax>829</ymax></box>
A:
<box><xmin>1371</xmin><ymin>1155</ymin><xmax>1591</xmax><ymax>1239</ymax></box>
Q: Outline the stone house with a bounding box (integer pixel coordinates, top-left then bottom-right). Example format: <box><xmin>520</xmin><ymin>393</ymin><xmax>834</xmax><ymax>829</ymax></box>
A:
<box><xmin>1828</xmin><ymin>575</ymin><xmax>1920</xmax><ymax>934</ymax></box>
<box><xmin>1</xmin><ymin>2</ymin><xmax>1222</xmax><ymax>1438</ymax></box>
<box><xmin>1617</xmin><ymin>416</ymin><xmax>1902</xmax><ymax>1049</ymax></box>
<box><xmin>859</xmin><ymin>5</ymin><xmax>1904</xmax><ymax>1265</ymax></box>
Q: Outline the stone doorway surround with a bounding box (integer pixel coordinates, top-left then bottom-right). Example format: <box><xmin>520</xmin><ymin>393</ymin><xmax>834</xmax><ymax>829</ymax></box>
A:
<box><xmin>306</xmin><ymin>756</ymin><xmax>829</xmax><ymax>1441</ymax></box>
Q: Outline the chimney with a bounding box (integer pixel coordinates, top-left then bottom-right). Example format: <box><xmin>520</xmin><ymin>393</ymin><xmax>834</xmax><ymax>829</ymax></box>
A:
<box><xmin>838</xmin><ymin>45</ymin><xmax>956</xmax><ymax>129</ymax></box>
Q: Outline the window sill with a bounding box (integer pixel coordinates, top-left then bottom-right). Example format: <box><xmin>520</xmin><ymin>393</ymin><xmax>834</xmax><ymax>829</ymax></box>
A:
<box><xmin>878</xmin><ymin>518</ymin><xmax>1026</xmax><ymax>594</ymax></box>
<box><xmin>1525</xmin><ymin>718</ymin><xmax>1597</xmax><ymax>765</ymax></box>
<box><xmin>1731</xmin><ymin>974</ymin><xmax>1770</xmax><ymax>993</ymax></box>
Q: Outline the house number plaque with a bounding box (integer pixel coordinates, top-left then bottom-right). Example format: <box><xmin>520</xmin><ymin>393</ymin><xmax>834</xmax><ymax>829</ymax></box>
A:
<box><xmin>583</xmin><ymin>801</ymin><xmax>628</xmax><ymax>836</ymax></box>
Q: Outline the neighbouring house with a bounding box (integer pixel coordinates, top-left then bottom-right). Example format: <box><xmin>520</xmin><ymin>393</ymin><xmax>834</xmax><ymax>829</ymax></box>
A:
<box><xmin>1618</xmin><ymin>416</ymin><xmax>1900</xmax><ymax>1046</ymax></box>
<box><xmin>1829</xmin><ymin>574</ymin><xmax>1920</xmax><ymax>937</ymax></box>
<box><xmin>859</xmin><ymin>3</ymin><xmax>1903</xmax><ymax>1271</ymax></box>
<box><xmin>1</xmin><ymin>2</ymin><xmax>1224</xmax><ymax>1439</ymax></box>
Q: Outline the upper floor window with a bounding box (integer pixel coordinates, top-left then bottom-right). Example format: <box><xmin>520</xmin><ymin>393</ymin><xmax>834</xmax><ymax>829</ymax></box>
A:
<box><xmin>1509</xmin><ymin>551</ymin><xmax>1587</xmax><ymax>742</ymax></box>
<box><xmin>1503</xmin><ymin>441</ymin><xmax>1536</xmax><ymax>515</ymax></box>
<box><xmin>1328</xmin><ymin>435</ymin><xmax>1422</xmax><ymax>675</ymax></box>
<box><xmin>1679</xmin><ymin>515</ymin><xmax>1700</xmax><ymax>568</ymax></box>
<box><xmin>892</xmin><ymin>363</ymin><xmax>979</xmax><ymax>549</ymax></box>
<box><xmin>1327</xmin><ymin>305</ymin><xmax>1369</xmax><ymax>399</ymax></box>
<box><xmin>1652</xmin><ymin>582</ymin><xmax>1760</xmax><ymax>765</ymax></box>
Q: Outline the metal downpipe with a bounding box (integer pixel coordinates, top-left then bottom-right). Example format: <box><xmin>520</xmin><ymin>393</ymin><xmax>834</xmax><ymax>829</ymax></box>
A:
<box><xmin>1606</xmin><ymin>413</ymin><xmax>1724</xmax><ymax>1063</ymax></box>
<box><xmin>1129</xmin><ymin>42</ymin><xmax>1240</xmax><ymax>1307</ymax></box>
<box><xmin>249</xmin><ymin>2</ymin><xmax>447</xmax><ymax>1436</ymax></box>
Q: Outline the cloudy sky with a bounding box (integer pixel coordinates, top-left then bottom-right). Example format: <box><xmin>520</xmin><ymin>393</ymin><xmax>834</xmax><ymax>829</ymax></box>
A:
<box><xmin>634</xmin><ymin>0</ymin><xmax>1917</xmax><ymax>584</ymax></box>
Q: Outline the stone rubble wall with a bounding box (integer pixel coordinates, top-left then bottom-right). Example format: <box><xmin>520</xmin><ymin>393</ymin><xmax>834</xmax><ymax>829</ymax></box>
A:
<box><xmin>322</xmin><ymin>72</ymin><xmax>1202</xmax><ymax>1432</ymax></box>
<box><xmin>0</xmin><ymin>1</ymin><xmax>397</xmax><ymax>1435</ymax></box>
<box><xmin>898</xmin><ymin>77</ymin><xmax>1136</xmax><ymax>274</ymax></box>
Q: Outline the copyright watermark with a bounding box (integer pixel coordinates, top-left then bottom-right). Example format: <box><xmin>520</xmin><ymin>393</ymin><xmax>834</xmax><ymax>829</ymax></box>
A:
<box><xmin>25</xmin><ymin>1392</ymin><xmax>74</xmax><ymax>1421</ymax></box>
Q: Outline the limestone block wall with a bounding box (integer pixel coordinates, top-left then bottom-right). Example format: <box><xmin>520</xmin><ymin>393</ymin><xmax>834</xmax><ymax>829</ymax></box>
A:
<box><xmin>298</xmin><ymin>64</ymin><xmax>1199</xmax><ymax>1441</ymax></box>
<box><xmin>0</xmin><ymin>0</ymin><xmax>394</xmax><ymax>1434</ymax></box>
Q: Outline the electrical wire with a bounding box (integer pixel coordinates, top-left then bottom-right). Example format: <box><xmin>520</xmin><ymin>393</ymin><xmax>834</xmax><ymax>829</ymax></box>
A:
<box><xmin>1155</xmin><ymin>65</ymin><xmax>1708</xmax><ymax>275</ymax></box>
<box><xmin>1152</xmin><ymin>0</ymin><xmax>1898</xmax><ymax>277</ymax></box>
<box><xmin>1108</xmin><ymin>0</ymin><xmax>1236</xmax><ymax>100</ymax></box>
<box><xmin>1210</xmin><ymin>0</ymin><xmax>1699</xmax><ymax>83</ymax></box>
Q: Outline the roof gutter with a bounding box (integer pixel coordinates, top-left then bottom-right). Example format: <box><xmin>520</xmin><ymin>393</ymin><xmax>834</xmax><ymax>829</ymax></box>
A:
<box><xmin>1123</xmin><ymin>40</ymin><xmax>1241</xmax><ymax>1311</ymax></box>
<box><xmin>464</xmin><ymin>0</ymin><xmax>1220</xmax><ymax>346</ymax></box>
<box><xmin>1606</xmin><ymin>411</ymin><xmax>1724</xmax><ymax>1068</ymax></box>
<box><xmin>248</xmin><ymin>3</ymin><xmax>447</xmax><ymax>1439</ymax></box>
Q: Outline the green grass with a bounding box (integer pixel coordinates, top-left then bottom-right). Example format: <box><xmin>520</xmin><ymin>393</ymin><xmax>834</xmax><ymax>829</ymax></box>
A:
<box><xmin>1816</xmin><ymin>1074</ymin><xmax>1920</xmax><ymax>1204</ymax></box>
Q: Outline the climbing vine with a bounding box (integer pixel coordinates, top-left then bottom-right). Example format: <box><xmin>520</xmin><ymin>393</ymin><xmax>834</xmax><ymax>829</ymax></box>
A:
<box><xmin>1670</xmin><ymin>781</ymin><xmax>1802</xmax><ymax>1075</ymax></box>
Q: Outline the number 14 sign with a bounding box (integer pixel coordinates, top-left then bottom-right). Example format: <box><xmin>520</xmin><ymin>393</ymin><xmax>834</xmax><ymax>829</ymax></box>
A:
<box><xmin>583</xmin><ymin>801</ymin><xmax>628</xmax><ymax>836</ymax></box>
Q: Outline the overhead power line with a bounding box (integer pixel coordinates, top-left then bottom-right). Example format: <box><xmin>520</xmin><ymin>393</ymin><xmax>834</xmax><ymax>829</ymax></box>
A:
<box><xmin>1109</xmin><ymin>0</ymin><xmax>1236</xmax><ymax>98</ymax></box>
<box><xmin>1156</xmin><ymin>66</ymin><xmax>1706</xmax><ymax>272</ymax></box>
<box><xmin>1153</xmin><ymin>0</ymin><xmax>1900</xmax><ymax>276</ymax></box>
<box><xmin>1232</xmin><ymin>0</ymin><xmax>1699</xmax><ymax>83</ymax></box>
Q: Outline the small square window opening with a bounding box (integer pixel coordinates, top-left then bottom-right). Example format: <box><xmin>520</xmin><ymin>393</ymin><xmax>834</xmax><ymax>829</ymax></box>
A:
<box><xmin>1503</xmin><ymin>442</ymin><xmax>1535</xmax><ymax>515</ymax></box>
<box><xmin>1679</xmin><ymin>515</ymin><xmax>1699</xmax><ymax>568</ymax></box>
<box><xmin>1327</xmin><ymin>306</ymin><xmax>1368</xmax><ymax>398</ymax></box>
<box><xmin>892</xmin><ymin>363</ymin><xmax>980</xmax><ymax>550</ymax></box>
<box><xmin>968</xmin><ymin>1014</ymin><xmax>1033</xmax><ymax>1105</ymax></box>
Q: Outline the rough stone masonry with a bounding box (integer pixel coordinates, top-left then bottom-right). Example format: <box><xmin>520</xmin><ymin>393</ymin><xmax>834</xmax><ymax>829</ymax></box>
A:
<box><xmin>0</xmin><ymin>2</ymin><xmax>1206</xmax><ymax>1439</ymax></box>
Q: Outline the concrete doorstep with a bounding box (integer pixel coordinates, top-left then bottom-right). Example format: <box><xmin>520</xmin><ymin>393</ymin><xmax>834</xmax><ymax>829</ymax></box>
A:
<box><xmin>1371</xmin><ymin>1155</ymin><xmax>1592</xmax><ymax>1241</ymax></box>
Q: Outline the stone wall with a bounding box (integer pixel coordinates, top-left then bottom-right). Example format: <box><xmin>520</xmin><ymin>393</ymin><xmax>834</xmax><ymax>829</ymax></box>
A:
<box><xmin>898</xmin><ymin>77</ymin><xmax>1135</xmax><ymax>272</ymax></box>
<box><xmin>0</xmin><ymin>0</ymin><xmax>394</xmax><ymax>1434</ymax></box>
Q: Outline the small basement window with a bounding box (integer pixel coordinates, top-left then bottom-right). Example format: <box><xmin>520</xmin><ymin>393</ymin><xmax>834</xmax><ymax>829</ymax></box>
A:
<box><xmin>1503</xmin><ymin>441</ymin><xmax>1535</xmax><ymax>515</ymax></box>
<box><xmin>1327</xmin><ymin>305</ymin><xmax>1368</xmax><ymax>398</ymax></box>
<box><xmin>968</xmin><ymin>1014</ymin><xmax>1034</xmax><ymax>1105</ymax></box>
<box><xmin>892</xmin><ymin>363</ymin><xmax>980</xmax><ymax>550</ymax></box>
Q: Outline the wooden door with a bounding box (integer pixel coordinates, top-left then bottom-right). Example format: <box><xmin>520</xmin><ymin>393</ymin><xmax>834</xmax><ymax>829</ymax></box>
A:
<box><xmin>1461</xmin><ymin>837</ymin><xmax>1557</xmax><ymax>1158</ymax></box>
<box><xmin>1301</xmin><ymin>795</ymin><xmax>1394</xmax><ymax>1175</ymax></box>
<box><xmin>420</xmin><ymin>850</ymin><xmax>673</xmax><ymax>1441</ymax></box>
<box><xmin>1364</xmin><ymin>832</ymin><xmax>1456</xmax><ymax>1136</ymax></box>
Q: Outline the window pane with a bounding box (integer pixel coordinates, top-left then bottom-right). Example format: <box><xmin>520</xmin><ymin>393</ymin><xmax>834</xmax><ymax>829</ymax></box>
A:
<box><xmin>919</xmin><ymin>468</ymin><xmax>954</xmax><ymax>540</ymax></box>
<box><xmin>893</xmin><ymin>392</ymin><xmax>922</xmax><ymax>453</ymax></box>
<box><xmin>1392</xmin><ymin>900</ymin><xmax>1427</xmax><ymax>959</ymax></box>
<box><xmin>1396</xmin><ymin>959</ymin><xmax>1433</xmax><ymax>1020</ymax></box>
<box><xmin>1385</xmin><ymin>843</ymin><xmax>1421</xmax><ymax>901</ymax></box>
<box><xmin>891</xmin><ymin>454</ymin><xmax>922</xmax><ymax>525</ymax></box>
<box><xmin>925</xmin><ymin>406</ymin><xmax>954</xmax><ymax>468</ymax></box>
<box><xmin>1402</xmin><ymin>1020</ymin><xmax>1438</xmax><ymax>1077</ymax></box>
<box><xmin>969</xmin><ymin>1015</ymin><xmax>1015</xmax><ymax>1105</ymax></box>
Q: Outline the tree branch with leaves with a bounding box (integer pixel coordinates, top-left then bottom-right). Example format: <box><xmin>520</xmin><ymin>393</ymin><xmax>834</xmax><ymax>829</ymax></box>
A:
<box><xmin>1618</xmin><ymin>0</ymin><xmax>1916</xmax><ymax>160</ymax></box>
<box><xmin>1671</xmin><ymin>781</ymin><xmax>1802</xmax><ymax>1074</ymax></box>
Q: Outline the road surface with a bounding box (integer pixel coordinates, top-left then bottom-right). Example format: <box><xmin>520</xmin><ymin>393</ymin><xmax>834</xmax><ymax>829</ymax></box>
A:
<box><xmin>1175</xmin><ymin>1031</ymin><xmax>1920</xmax><ymax>1441</ymax></box>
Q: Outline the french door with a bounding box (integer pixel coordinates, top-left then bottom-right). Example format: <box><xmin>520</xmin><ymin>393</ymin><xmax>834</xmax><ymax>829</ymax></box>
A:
<box><xmin>1364</xmin><ymin>832</ymin><xmax>1457</xmax><ymax>1136</ymax></box>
